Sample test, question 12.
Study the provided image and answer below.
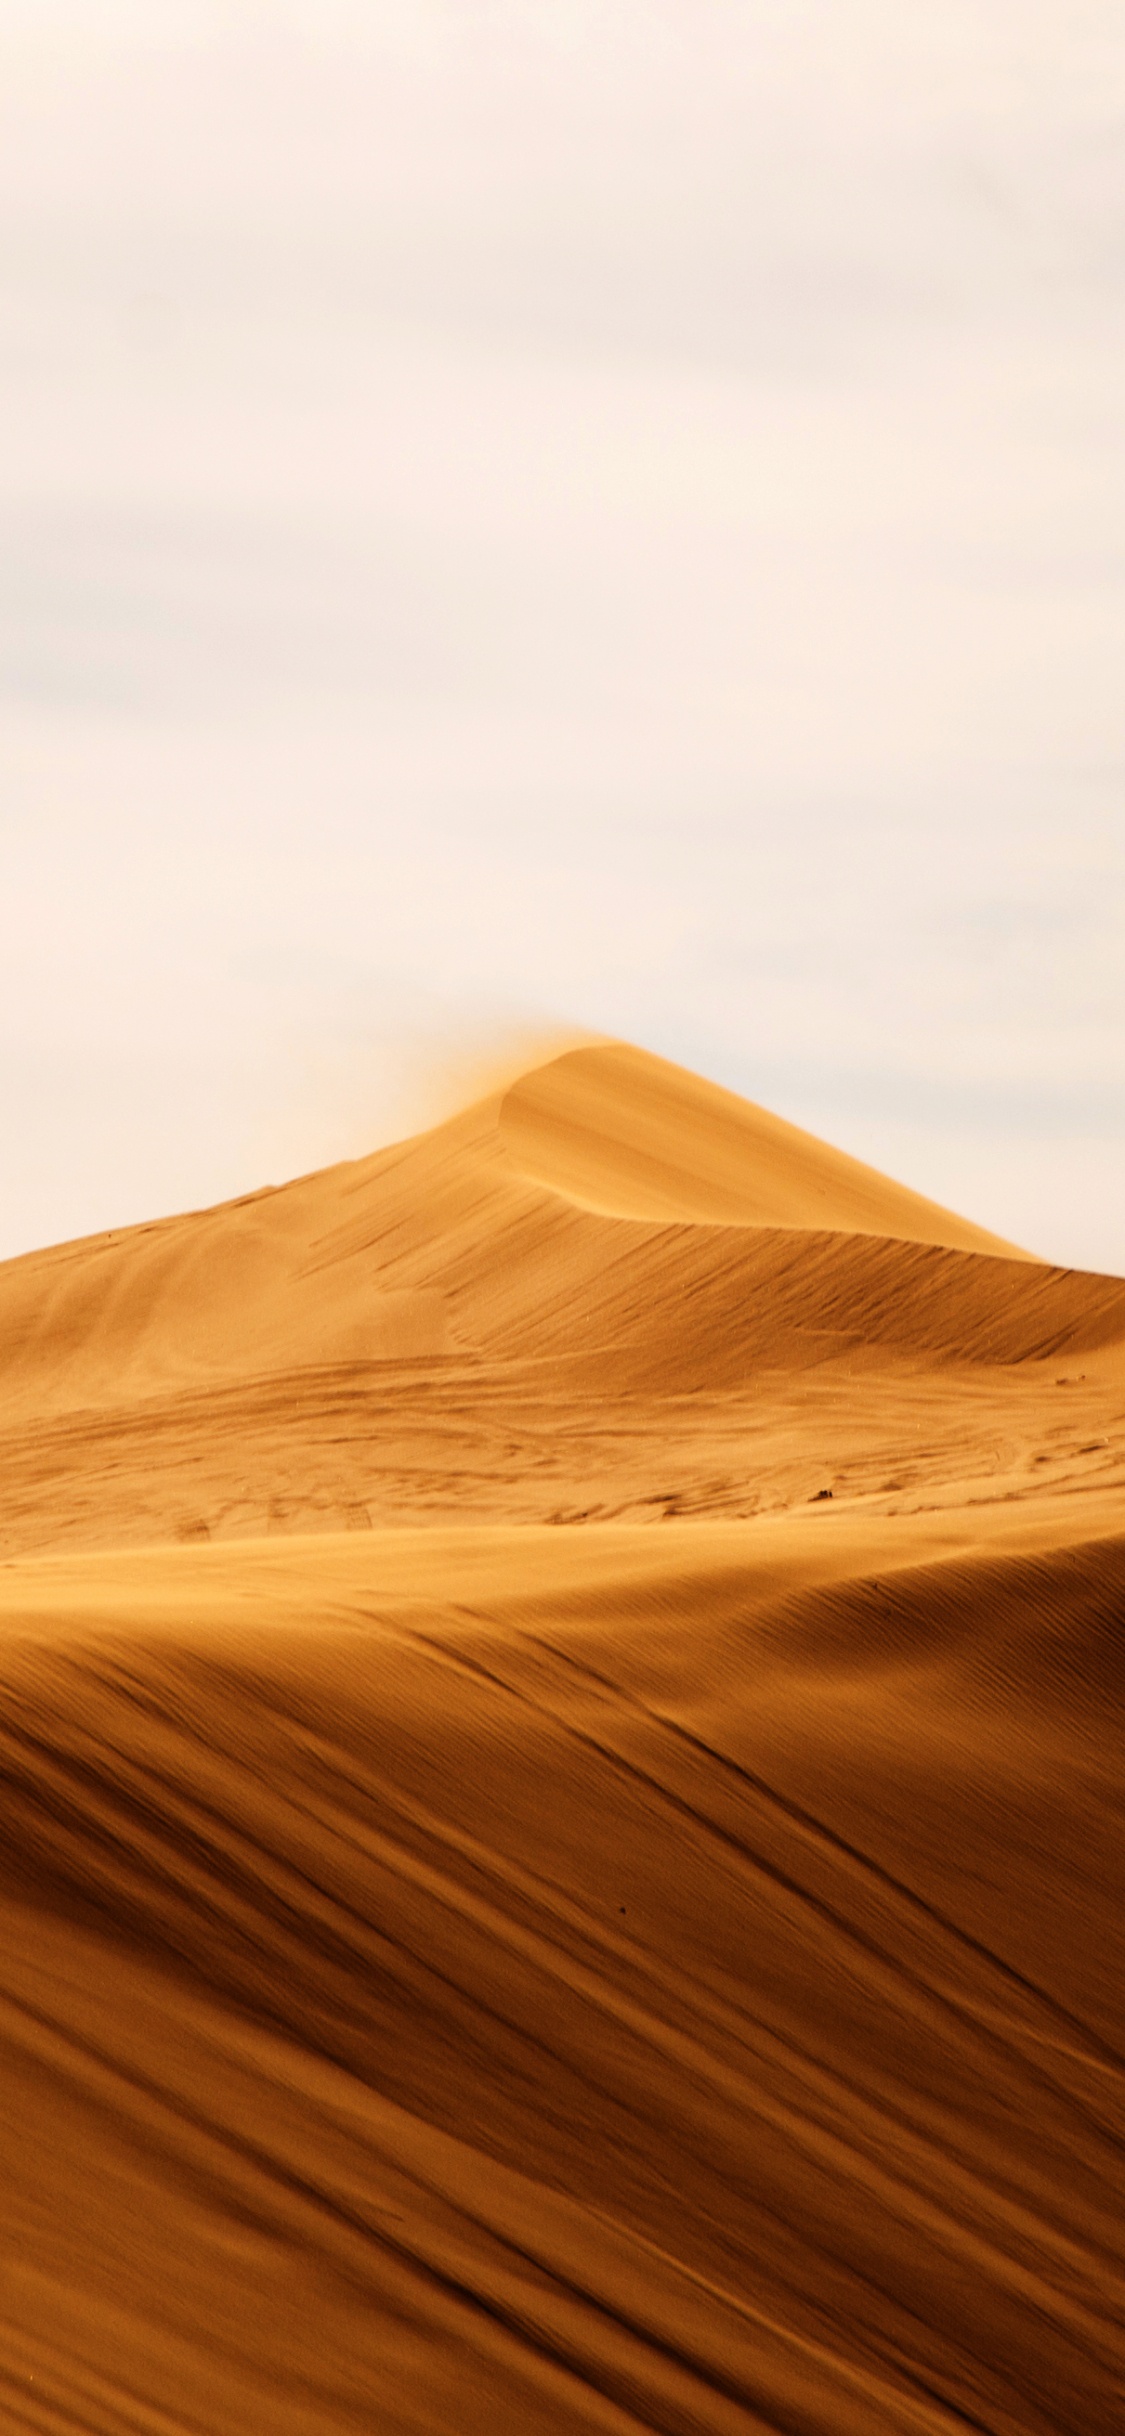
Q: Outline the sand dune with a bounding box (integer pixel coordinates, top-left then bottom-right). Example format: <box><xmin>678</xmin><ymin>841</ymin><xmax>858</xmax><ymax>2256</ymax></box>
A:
<box><xmin>499</xmin><ymin>1042</ymin><xmax>1034</xmax><ymax>1246</ymax></box>
<box><xmin>1</xmin><ymin>1042</ymin><xmax>1123</xmax><ymax>2431</ymax></box>
<box><xmin>1</xmin><ymin>1042</ymin><xmax>1123</xmax><ymax>1552</ymax></box>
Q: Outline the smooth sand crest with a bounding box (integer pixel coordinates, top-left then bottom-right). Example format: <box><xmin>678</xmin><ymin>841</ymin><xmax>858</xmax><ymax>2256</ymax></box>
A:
<box><xmin>0</xmin><ymin>1040</ymin><xmax>1123</xmax><ymax>2433</ymax></box>
<box><xmin>498</xmin><ymin>1041</ymin><xmax>1036</xmax><ymax>1249</ymax></box>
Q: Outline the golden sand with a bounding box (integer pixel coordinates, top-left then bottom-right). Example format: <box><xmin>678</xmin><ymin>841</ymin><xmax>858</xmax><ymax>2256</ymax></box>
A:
<box><xmin>1</xmin><ymin>1043</ymin><xmax>1122</xmax><ymax>2431</ymax></box>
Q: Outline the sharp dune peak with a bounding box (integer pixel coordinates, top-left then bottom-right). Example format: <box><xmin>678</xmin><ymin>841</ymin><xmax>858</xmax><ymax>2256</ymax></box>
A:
<box><xmin>494</xmin><ymin>1038</ymin><xmax>1037</xmax><ymax>1256</ymax></box>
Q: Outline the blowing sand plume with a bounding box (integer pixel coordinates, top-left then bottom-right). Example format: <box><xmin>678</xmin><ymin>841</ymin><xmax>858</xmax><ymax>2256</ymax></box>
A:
<box><xmin>1</xmin><ymin>1039</ymin><xmax>1123</xmax><ymax>2433</ymax></box>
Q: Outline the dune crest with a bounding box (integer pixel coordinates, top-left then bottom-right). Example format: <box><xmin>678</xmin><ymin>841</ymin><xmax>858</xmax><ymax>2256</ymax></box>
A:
<box><xmin>497</xmin><ymin>1040</ymin><xmax>1033</xmax><ymax>1253</ymax></box>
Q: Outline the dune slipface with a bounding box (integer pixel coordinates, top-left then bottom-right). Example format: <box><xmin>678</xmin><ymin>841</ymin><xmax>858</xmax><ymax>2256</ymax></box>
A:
<box><xmin>0</xmin><ymin>1043</ymin><xmax>1123</xmax><ymax>2434</ymax></box>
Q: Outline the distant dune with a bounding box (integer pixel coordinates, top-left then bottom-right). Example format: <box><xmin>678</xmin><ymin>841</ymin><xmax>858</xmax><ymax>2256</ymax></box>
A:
<box><xmin>499</xmin><ymin>1041</ymin><xmax>1035</xmax><ymax>1245</ymax></box>
<box><xmin>1</xmin><ymin>1043</ymin><xmax>1123</xmax><ymax>2432</ymax></box>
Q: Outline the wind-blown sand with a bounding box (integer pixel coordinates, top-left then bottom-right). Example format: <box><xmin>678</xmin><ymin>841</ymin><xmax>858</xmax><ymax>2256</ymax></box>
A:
<box><xmin>1</xmin><ymin>1042</ymin><xmax>1123</xmax><ymax>2433</ymax></box>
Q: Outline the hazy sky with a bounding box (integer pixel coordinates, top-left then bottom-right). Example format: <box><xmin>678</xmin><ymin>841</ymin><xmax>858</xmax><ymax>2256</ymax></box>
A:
<box><xmin>3</xmin><ymin>0</ymin><xmax>1123</xmax><ymax>1270</ymax></box>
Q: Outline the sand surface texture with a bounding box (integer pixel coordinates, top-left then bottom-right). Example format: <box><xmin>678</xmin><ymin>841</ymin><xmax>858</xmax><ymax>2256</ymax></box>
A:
<box><xmin>1</xmin><ymin>1041</ymin><xmax>1123</xmax><ymax>2433</ymax></box>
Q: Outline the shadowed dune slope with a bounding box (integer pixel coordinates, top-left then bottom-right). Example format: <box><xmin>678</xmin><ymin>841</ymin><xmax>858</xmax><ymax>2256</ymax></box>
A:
<box><xmin>1</xmin><ymin>1517</ymin><xmax>1125</xmax><ymax>2433</ymax></box>
<box><xmin>1</xmin><ymin>1039</ymin><xmax>1124</xmax><ymax>2433</ymax></box>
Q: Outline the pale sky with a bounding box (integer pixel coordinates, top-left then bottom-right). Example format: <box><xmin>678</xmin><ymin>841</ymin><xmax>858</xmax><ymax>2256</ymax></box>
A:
<box><xmin>3</xmin><ymin>1</ymin><xmax>1123</xmax><ymax>1271</ymax></box>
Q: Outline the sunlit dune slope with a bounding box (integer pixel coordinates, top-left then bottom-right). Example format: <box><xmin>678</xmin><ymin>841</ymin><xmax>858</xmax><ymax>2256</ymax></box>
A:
<box><xmin>1</xmin><ymin>1039</ymin><xmax>1123</xmax><ymax>1556</ymax></box>
<box><xmin>0</xmin><ymin>1037</ymin><xmax>1040</xmax><ymax>1415</ymax></box>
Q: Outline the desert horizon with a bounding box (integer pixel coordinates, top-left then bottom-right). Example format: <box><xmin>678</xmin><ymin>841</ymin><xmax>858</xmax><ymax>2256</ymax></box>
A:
<box><xmin>2</xmin><ymin>1036</ymin><xmax>1123</xmax><ymax>2432</ymax></box>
